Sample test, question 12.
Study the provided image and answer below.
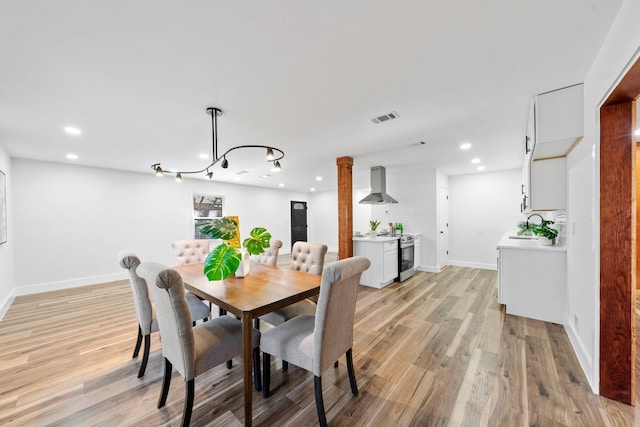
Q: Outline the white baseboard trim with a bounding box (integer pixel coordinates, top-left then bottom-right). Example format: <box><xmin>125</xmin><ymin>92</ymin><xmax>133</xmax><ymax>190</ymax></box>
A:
<box><xmin>13</xmin><ymin>272</ymin><xmax>128</xmax><ymax>297</ymax></box>
<box><xmin>447</xmin><ymin>259</ymin><xmax>497</xmax><ymax>271</ymax></box>
<box><xmin>564</xmin><ymin>318</ymin><xmax>597</xmax><ymax>393</ymax></box>
<box><xmin>0</xmin><ymin>289</ymin><xmax>16</xmax><ymax>321</ymax></box>
<box><xmin>417</xmin><ymin>265</ymin><xmax>441</xmax><ymax>273</ymax></box>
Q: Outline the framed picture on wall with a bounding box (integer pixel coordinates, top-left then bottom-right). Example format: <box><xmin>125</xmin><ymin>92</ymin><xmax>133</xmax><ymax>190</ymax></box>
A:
<box><xmin>193</xmin><ymin>194</ymin><xmax>224</xmax><ymax>239</ymax></box>
<box><xmin>0</xmin><ymin>170</ymin><xmax>6</xmax><ymax>244</ymax></box>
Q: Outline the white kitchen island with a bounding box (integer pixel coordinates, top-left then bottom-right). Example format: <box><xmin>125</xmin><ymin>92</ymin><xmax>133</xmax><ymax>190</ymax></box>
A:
<box><xmin>353</xmin><ymin>236</ymin><xmax>399</xmax><ymax>288</ymax></box>
<box><xmin>497</xmin><ymin>232</ymin><xmax>566</xmax><ymax>324</ymax></box>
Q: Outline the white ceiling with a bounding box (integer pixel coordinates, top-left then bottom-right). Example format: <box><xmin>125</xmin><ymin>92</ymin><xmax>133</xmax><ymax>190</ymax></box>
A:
<box><xmin>0</xmin><ymin>1</ymin><xmax>623</xmax><ymax>192</ymax></box>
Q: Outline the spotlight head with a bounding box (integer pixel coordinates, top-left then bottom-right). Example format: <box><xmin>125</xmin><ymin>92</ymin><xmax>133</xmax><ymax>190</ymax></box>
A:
<box><xmin>175</xmin><ymin>173</ymin><xmax>182</xmax><ymax>182</ymax></box>
<box><xmin>153</xmin><ymin>164</ymin><xmax>164</xmax><ymax>177</ymax></box>
<box><xmin>266</xmin><ymin>148</ymin><xmax>275</xmax><ymax>160</ymax></box>
<box><xmin>222</xmin><ymin>158</ymin><xmax>229</xmax><ymax>169</ymax></box>
<box><xmin>206</xmin><ymin>170</ymin><xmax>213</xmax><ymax>180</ymax></box>
<box><xmin>271</xmin><ymin>160</ymin><xmax>282</xmax><ymax>172</ymax></box>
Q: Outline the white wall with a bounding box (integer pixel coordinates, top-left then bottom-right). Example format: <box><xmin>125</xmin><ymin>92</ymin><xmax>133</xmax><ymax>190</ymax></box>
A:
<box><xmin>0</xmin><ymin>144</ymin><xmax>14</xmax><ymax>318</ymax></box>
<box><xmin>307</xmin><ymin>190</ymin><xmax>338</xmax><ymax>252</ymax></box>
<box><xmin>566</xmin><ymin>0</ymin><xmax>640</xmax><ymax>393</ymax></box>
<box><xmin>448</xmin><ymin>169</ymin><xmax>523</xmax><ymax>269</ymax></box>
<box><xmin>12</xmin><ymin>159</ymin><xmax>310</xmax><ymax>293</ymax></box>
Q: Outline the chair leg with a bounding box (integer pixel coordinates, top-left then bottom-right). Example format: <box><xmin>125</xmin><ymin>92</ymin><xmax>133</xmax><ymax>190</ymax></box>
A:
<box><xmin>132</xmin><ymin>325</ymin><xmax>143</xmax><ymax>358</ymax></box>
<box><xmin>314</xmin><ymin>376</ymin><xmax>328</xmax><ymax>427</ymax></box>
<box><xmin>192</xmin><ymin>321</ymin><xmax>196</xmax><ymax>327</ymax></box>
<box><xmin>219</xmin><ymin>307</ymin><xmax>226</xmax><ymax>316</ymax></box>
<box><xmin>334</xmin><ymin>360</ymin><xmax>339</xmax><ymax>369</ymax></box>
<box><xmin>137</xmin><ymin>334</ymin><xmax>151</xmax><ymax>378</ymax></box>
<box><xmin>158</xmin><ymin>358</ymin><xmax>172</xmax><ymax>408</ymax></box>
<box><xmin>282</xmin><ymin>361</ymin><xmax>288</xmax><ymax>372</ymax></box>
<box><xmin>253</xmin><ymin>347</ymin><xmax>262</xmax><ymax>392</ymax></box>
<box><xmin>254</xmin><ymin>318</ymin><xmax>260</xmax><ymax>330</ymax></box>
<box><xmin>226</xmin><ymin>360</ymin><xmax>233</xmax><ymax>369</ymax></box>
<box><xmin>262</xmin><ymin>353</ymin><xmax>271</xmax><ymax>398</ymax></box>
<box><xmin>346</xmin><ymin>348</ymin><xmax>358</xmax><ymax>396</ymax></box>
<box><xmin>182</xmin><ymin>379</ymin><xmax>194</xmax><ymax>427</ymax></box>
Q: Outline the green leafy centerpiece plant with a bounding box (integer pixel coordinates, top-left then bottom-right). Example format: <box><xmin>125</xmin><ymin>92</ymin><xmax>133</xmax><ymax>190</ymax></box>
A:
<box><xmin>199</xmin><ymin>216</ymin><xmax>271</xmax><ymax>280</ymax></box>
<box><xmin>531</xmin><ymin>219</ymin><xmax>559</xmax><ymax>245</ymax></box>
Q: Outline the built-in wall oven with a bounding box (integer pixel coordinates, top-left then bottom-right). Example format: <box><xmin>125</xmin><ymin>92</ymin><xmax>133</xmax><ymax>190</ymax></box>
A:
<box><xmin>398</xmin><ymin>235</ymin><xmax>415</xmax><ymax>282</ymax></box>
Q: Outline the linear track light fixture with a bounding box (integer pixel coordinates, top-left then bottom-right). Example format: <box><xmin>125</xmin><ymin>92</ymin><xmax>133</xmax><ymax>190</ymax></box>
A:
<box><xmin>151</xmin><ymin>107</ymin><xmax>284</xmax><ymax>180</ymax></box>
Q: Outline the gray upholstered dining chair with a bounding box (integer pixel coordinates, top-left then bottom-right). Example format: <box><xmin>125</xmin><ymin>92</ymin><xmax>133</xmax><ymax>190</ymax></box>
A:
<box><xmin>256</xmin><ymin>241</ymin><xmax>328</xmax><ymax>330</ymax></box>
<box><xmin>260</xmin><ymin>256</ymin><xmax>370</xmax><ymax>427</ymax></box>
<box><xmin>137</xmin><ymin>261</ymin><xmax>261</xmax><ymax>427</ymax></box>
<box><xmin>118</xmin><ymin>251</ymin><xmax>211</xmax><ymax>378</ymax></box>
<box><xmin>253</xmin><ymin>239</ymin><xmax>283</xmax><ymax>266</ymax></box>
<box><xmin>172</xmin><ymin>239</ymin><xmax>210</xmax><ymax>265</ymax></box>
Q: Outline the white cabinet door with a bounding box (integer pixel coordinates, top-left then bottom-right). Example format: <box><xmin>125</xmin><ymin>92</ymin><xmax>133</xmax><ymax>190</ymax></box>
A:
<box><xmin>413</xmin><ymin>236</ymin><xmax>421</xmax><ymax>269</ymax></box>
<box><xmin>383</xmin><ymin>248</ymin><xmax>398</xmax><ymax>283</ymax></box>
<box><xmin>530</xmin><ymin>157</ymin><xmax>566</xmax><ymax>210</ymax></box>
<box><xmin>533</xmin><ymin>84</ymin><xmax>583</xmax><ymax>159</ymax></box>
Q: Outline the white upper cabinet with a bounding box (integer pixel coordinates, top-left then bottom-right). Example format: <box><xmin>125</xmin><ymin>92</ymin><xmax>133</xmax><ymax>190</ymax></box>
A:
<box><xmin>532</xmin><ymin>83</ymin><xmax>584</xmax><ymax>159</ymax></box>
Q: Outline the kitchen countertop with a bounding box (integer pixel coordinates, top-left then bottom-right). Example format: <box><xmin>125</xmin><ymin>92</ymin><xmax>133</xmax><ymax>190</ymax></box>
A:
<box><xmin>497</xmin><ymin>231</ymin><xmax>566</xmax><ymax>252</ymax></box>
<box><xmin>353</xmin><ymin>235</ymin><xmax>400</xmax><ymax>242</ymax></box>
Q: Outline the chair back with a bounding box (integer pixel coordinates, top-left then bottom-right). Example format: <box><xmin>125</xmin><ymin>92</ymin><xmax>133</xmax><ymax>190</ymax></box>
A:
<box><xmin>137</xmin><ymin>261</ymin><xmax>196</xmax><ymax>380</ymax></box>
<box><xmin>313</xmin><ymin>256</ymin><xmax>370</xmax><ymax>376</ymax></box>
<box><xmin>118</xmin><ymin>251</ymin><xmax>153</xmax><ymax>335</ymax></box>
<box><xmin>254</xmin><ymin>239</ymin><xmax>283</xmax><ymax>266</ymax></box>
<box><xmin>290</xmin><ymin>241</ymin><xmax>328</xmax><ymax>276</ymax></box>
<box><xmin>172</xmin><ymin>240</ymin><xmax>210</xmax><ymax>265</ymax></box>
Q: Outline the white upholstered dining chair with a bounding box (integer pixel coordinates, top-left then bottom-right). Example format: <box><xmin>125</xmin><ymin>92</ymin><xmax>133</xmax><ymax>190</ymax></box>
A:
<box><xmin>257</xmin><ymin>241</ymin><xmax>328</xmax><ymax>330</ymax></box>
<box><xmin>253</xmin><ymin>239</ymin><xmax>283</xmax><ymax>266</ymax></box>
<box><xmin>118</xmin><ymin>251</ymin><xmax>210</xmax><ymax>378</ymax></box>
<box><xmin>172</xmin><ymin>239</ymin><xmax>210</xmax><ymax>265</ymax></box>
<box><xmin>260</xmin><ymin>256</ymin><xmax>371</xmax><ymax>427</ymax></box>
<box><xmin>136</xmin><ymin>261</ymin><xmax>261</xmax><ymax>427</ymax></box>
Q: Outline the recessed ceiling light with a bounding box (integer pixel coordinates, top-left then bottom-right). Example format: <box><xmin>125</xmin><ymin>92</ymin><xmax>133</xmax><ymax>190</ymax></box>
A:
<box><xmin>278</xmin><ymin>183</ymin><xmax>284</xmax><ymax>187</ymax></box>
<box><xmin>233</xmin><ymin>176</ymin><xmax>241</xmax><ymax>181</ymax></box>
<box><xmin>64</xmin><ymin>126</ymin><xmax>81</xmax><ymax>135</ymax></box>
<box><xmin>477</xmin><ymin>165</ymin><xmax>485</xmax><ymax>171</ymax></box>
<box><xmin>259</xmin><ymin>174</ymin><xmax>271</xmax><ymax>179</ymax></box>
<box><xmin>460</xmin><ymin>143</ymin><xmax>471</xmax><ymax>150</ymax></box>
<box><xmin>316</xmin><ymin>176</ymin><xmax>323</xmax><ymax>181</ymax></box>
<box><xmin>471</xmin><ymin>158</ymin><xmax>481</xmax><ymax>164</ymax></box>
<box><xmin>66</xmin><ymin>153</ymin><xmax>78</xmax><ymax>160</ymax></box>
<box><xmin>310</xmin><ymin>187</ymin><xmax>316</xmax><ymax>192</ymax></box>
<box><xmin>199</xmin><ymin>153</ymin><xmax>209</xmax><ymax>160</ymax></box>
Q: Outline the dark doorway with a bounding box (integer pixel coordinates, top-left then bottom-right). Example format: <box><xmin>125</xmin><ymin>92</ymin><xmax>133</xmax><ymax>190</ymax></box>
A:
<box><xmin>290</xmin><ymin>201</ymin><xmax>308</xmax><ymax>248</ymax></box>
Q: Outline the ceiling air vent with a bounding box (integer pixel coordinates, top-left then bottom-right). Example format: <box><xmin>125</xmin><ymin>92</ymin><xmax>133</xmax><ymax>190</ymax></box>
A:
<box><xmin>371</xmin><ymin>111</ymin><xmax>400</xmax><ymax>124</ymax></box>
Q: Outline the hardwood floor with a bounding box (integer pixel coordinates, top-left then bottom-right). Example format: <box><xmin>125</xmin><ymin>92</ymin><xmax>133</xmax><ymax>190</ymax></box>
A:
<box><xmin>1</xmin><ymin>264</ymin><xmax>638</xmax><ymax>426</ymax></box>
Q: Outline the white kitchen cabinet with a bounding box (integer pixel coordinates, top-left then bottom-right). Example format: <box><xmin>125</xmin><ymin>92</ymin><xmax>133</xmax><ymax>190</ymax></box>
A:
<box><xmin>353</xmin><ymin>237</ymin><xmax>398</xmax><ymax>288</ymax></box>
<box><xmin>532</xmin><ymin>83</ymin><xmax>584</xmax><ymax>159</ymax></box>
<box><xmin>529</xmin><ymin>157</ymin><xmax>566</xmax><ymax>211</ymax></box>
<box><xmin>413</xmin><ymin>235</ymin><xmax>421</xmax><ymax>270</ymax></box>
<box><xmin>497</xmin><ymin>233</ymin><xmax>566</xmax><ymax>324</ymax></box>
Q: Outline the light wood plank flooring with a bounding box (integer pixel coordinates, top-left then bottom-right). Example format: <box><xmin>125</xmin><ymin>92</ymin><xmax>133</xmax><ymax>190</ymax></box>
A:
<box><xmin>1</xmin><ymin>264</ymin><xmax>638</xmax><ymax>426</ymax></box>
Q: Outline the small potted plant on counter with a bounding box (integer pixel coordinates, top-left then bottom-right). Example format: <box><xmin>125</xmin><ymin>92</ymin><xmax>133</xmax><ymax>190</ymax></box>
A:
<box><xmin>531</xmin><ymin>219</ymin><xmax>559</xmax><ymax>246</ymax></box>
<box><xmin>369</xmin><ymin>220</ymin><xmax>380</xmax><ymax>239</ymax></box>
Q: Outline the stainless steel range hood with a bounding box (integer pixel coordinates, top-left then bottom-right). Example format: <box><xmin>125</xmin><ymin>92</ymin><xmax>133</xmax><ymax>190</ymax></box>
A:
<box><xmin>359</xmin><ymin>166</ymin><xmax>398</xmax><ymax>204</ymax></box>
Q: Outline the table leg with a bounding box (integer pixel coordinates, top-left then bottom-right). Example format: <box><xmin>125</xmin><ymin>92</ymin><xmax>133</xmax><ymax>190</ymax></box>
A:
<box><xmin>242</xmin><ymin>312</ymin><xmax>253</xmax><ymax>427</ymax></box>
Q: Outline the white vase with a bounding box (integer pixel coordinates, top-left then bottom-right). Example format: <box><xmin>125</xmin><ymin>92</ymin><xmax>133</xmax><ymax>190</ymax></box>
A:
<box><xmin>369</xmin><ymin>230</ymin><xmax>377</xmax><ymax>239</ymax></box>
<box><xmin>538</xmin><ymin>236</ymin><xmax>555</xmax><ymax>246</ymax></box>
<box><xmin>235</xmin><ymin>248</ymin><xmax>251</xmax><ymax>277</ymax></box>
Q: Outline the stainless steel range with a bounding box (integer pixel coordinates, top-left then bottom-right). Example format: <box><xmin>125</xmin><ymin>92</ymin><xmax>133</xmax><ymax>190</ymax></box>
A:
<box><xmin>398</xmin><ymin>235</ymin><xmax>415</xmax><ymax>282</ymax></box>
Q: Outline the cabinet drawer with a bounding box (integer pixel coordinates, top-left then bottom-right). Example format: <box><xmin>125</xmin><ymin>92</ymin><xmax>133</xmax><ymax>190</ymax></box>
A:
<box><xmin>384</xmin><ymin>240</ymin><xmax>398</xmax><ymax>251</ymax></box>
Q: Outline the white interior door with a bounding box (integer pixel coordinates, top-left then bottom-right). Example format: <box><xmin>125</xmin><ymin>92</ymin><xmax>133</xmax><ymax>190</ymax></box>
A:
<box><xmin>438</xmin><ymin>186</ymin><xmax>449</xmax><ymax>268</ymax></box>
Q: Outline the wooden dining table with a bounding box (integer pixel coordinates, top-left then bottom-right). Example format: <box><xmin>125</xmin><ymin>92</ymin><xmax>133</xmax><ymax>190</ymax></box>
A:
<box><xmin>175</xmin><ymin>261</ymin><xmax>322</xmax><ymax>427</ymax></box>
